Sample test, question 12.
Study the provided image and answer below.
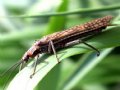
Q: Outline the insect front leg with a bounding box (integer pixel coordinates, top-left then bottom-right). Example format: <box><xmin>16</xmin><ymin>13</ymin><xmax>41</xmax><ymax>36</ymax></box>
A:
<box><xmin>30</xmin><ymin>55</ymin><xmax>39</xmax><ymax>78</ymax></box>
<box><xmin>19</xmin><ymin>61</ymin><xmax>26</xmax><ymax>71</ymax></box>
<box><xmin>49</xmin><ymin>40</ymin><xmax>60</xmax><ymax>63</ymax></box>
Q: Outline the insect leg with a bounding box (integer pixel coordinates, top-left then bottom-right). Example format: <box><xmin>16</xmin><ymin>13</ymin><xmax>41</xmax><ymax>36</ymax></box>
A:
<box><xmin>65</xmin><ymin>39</ymin><xmax>100</xmax><ymax>56</ymax></box>
<box><xmin>48</xmin><ymin>41</ymin><xmax>52</xmax><ymax>53</ymax></box>
<box><xmin>65</xmin><ymin>39</ymin><xmax>81</xmax><ymax>47</ymax></box>
<box><xmin>80</xmin><ymin>40</ymin><xmax>100</xmax><ymax>56</ymax></box>
<box><xmin>19</xmin><ymin>61</ymin><xmax>26</xmax><ymax>71</ymax></box>
<box><xmin>30</xmin><ymin>55</ymin><xmax>39</xmax><ymax>78</ymax></box>
<box><xmin>49</xmin><ymin>40</ymin><xmax>60</xmax><ymax>63</ymax></box>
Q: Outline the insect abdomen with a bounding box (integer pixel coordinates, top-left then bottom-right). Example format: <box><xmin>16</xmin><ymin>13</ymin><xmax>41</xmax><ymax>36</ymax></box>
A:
<box><xmin>52</xmin><ymin>15</ymin><xmax>113</xmax><ymax>49</ymax></box>
<box><xmin>82</xmin><ymin>15</ymin><xmax>113</xmax><ymax>31</ymax></box>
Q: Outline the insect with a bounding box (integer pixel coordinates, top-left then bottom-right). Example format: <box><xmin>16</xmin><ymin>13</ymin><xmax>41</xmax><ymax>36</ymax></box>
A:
<box><xmin>0</xmin><ymin>15</ymin><xmax>114</xmax><ymax>79</ymax></box>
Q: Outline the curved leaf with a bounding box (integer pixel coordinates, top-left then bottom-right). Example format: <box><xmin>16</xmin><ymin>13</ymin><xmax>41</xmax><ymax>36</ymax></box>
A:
<box><xmin>7</xmin><ymin>26</ymin><xmax>120</xmax><ymax>90</ymax></box>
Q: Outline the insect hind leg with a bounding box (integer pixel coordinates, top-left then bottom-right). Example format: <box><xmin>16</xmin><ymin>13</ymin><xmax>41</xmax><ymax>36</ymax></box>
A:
<box><xmin>65</xmin><ymin>39</ymin><xmax>100</xmax><ymax>56</ymax></box>
<box><xmin>80</xmin><ymin>40</ymin><xmax>100</xmax><ymax>56</ymax></box>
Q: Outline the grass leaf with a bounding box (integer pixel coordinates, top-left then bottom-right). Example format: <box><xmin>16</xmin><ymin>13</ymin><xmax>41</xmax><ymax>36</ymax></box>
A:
<box><xmin>7</xmin><ymin>26</ymin><xmax>120</xmax><ymax>90</ymax></box>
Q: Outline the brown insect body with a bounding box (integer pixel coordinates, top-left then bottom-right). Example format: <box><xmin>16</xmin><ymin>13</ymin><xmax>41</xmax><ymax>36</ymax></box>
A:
<box><xmin>22</xmin><ymin>15</ymin><xmax>113</xmax><ymax>63</ymax></box>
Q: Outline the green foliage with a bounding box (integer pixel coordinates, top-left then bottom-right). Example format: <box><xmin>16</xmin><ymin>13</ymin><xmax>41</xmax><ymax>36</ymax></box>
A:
<box><xmin>0</xmin><ymin>0</ymin><xmax>120</xmax><ymax>90</ymax></box>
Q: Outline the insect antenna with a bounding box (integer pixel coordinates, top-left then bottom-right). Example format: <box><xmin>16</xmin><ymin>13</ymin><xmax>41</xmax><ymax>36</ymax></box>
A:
<box><xmin>0</xmin><ymin>60</ymin><xmax>24</xmax><ymax>90</ymax></box>
<box><xmin>0</xmin><ymin>60</ymin><xmax>24</xmax><ymax>77</ymax></box>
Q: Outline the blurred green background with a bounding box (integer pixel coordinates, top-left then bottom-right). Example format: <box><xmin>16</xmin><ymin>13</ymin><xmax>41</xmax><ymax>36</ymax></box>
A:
<box><xmin>0</xmin><ymin>0</ymin><xmax>120</xmax><ymax>90</ymax></box>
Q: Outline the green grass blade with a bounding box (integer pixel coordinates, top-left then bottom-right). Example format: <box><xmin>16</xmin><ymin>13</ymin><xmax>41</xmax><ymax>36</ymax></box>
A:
<box><xmin>8</xmin><ymin>4</ymin><xmax>120</xmax><ymax>18</ymax></box>
<box><xmin>7</xmin><ymin>26</ymin><xmax>120</xmax><ymax>90</ymax></box>
<box><xmin>62</xmin><ymin>48</ymin><xmax>113</xmax><ymax>90</ymax></box>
